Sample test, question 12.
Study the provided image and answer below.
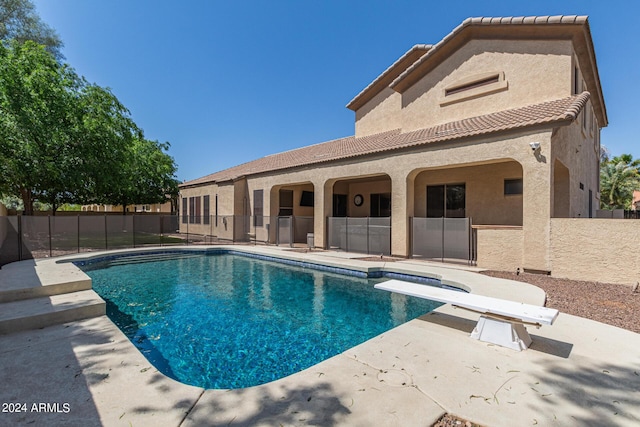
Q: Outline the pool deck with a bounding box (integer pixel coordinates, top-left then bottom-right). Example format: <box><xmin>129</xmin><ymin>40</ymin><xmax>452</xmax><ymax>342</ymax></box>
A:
<box><xmin>1</xmin><ymin>246</ymin><xmax>639</xmax><ymax>426</ymax></box>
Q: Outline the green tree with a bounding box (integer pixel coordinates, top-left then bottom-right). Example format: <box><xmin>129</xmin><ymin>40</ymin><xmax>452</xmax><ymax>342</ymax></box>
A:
<box><xmin>0</xmin><ymin>40</ymin><xmax>79</xmax><ymax>214</ymax></box>
<box><xmin>599</xmin><ymin>154</ymin><xmax>640</xmax><ymax>209</ymax></box>
<box><xmin>103</xmin><ymin>138</ymin><xmax>179</xmax><ymax>214</ymax></box>
<box><xmin>54</xmin><ymin>83</ymin><xmax>141</xmax><ymax>210</ymax></box>
<box><xmin>0</xmin><ymin>41</ymin><xmax>177</xmax><ymax>215</ymax></box>
<box><xmin>0</xmin><ymin>0</ymin><xmax>63</xmax><ymax>59</ymax></box>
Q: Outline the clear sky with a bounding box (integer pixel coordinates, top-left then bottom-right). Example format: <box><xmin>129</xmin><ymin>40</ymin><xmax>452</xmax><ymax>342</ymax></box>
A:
<box><xmin>33</xmin><ymin>0</ymin><xmax>640</xmax><ymax>182</ymax></box>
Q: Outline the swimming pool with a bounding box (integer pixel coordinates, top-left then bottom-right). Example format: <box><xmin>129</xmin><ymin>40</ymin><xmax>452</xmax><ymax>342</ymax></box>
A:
<box><xmin>80</xmin><ymin>251</ymin><xmax>443</xmax><ymax>389</ymax></box>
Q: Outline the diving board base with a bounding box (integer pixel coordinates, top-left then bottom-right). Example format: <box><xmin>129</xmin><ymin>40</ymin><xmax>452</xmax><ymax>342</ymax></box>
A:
<box><xmin>470</xmin><ymin>315</ymin><xmax>532</xmax><ymax>351</ymax></box>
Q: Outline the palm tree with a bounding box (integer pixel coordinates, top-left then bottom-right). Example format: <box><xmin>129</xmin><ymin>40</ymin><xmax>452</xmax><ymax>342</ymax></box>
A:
<box><xmin>600</xmin><ymin>154</ymin><xmax>640</xmax><ymax>209</ymax></box>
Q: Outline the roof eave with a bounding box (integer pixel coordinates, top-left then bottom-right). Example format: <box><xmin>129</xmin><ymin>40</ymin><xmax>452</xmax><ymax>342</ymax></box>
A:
<box><xmin>388</xmin><ymin>16</ymin><xmax>607</xmax><ymax>127</ymax></box>
<box><xmin>346</xmin><ymin>44</ymin><xmax>431</xmax><ymax>112</ymax></box>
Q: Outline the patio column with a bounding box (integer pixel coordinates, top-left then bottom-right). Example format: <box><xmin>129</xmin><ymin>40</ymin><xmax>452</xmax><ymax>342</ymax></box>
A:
<box><xmin>312</xmin><ymin>179</ymin><xmax>332</xmax><ymax>249</ymax></box>
<box><xmin>390</xmin><ymin>172</ymin><xmax>414</xmax><ymax>257</ymax></box>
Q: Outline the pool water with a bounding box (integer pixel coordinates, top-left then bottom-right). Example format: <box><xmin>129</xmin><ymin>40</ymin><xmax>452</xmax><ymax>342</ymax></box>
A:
<box><xmin>81</xmin><ymin>253</ymin><xmax>442</xmax><ymax>389</ymax></box>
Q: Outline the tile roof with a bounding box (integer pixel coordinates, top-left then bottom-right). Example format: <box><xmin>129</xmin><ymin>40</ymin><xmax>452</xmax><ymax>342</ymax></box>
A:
<box><xmin>346</xmin><ymin>44</ymin><xmax>432</xmax><ymax>111</ymax></box>
<box><xmin>344</xmin><ymin>15</ymin><xmax>606</xmax><ymax>127</ymax></box>
<box><xmin>181</xmin><ymin>92</ymin><xmax>590</xmax><ymax>188</ymax></box>
<box><xmin>391</xmin><ymin>15</ymin><xmax>589</xmax><ymax>93</ymax></box>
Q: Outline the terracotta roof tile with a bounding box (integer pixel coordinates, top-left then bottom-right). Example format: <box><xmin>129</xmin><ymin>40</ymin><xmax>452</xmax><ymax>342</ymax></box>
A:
<box><xmin>391</xmin><ymin>15</ymin><xmax>588</xmax><ymax>93</ymax></box>
<box><xmin>181</xmin><ymin>92</ymin><xmax>590</xmax><ymax>188</ymax></box>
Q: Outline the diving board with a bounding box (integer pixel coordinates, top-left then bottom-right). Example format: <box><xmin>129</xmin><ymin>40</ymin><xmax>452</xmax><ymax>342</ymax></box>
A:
<box><xmin>374</xmin><ymin>279</ymin><xmax>559</xmax><ymax>351</ymax></box>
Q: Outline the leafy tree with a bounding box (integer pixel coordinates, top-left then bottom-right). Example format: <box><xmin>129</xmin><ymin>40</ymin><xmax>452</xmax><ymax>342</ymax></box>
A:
<box><xmin>0</xmin><ymin>194</ymin><xmax>22</xmax><ymax>211</ymax></box>
<box><xmin>103</xmin><ymin>138</ymin><xmax>179</xmax><ymax>214</ymax></box>
<box><xmin>599</xmin><ymin>154</ymin><xmax>640</xmax><ymax>210</ymax></box>
<box><xmin>49</xmin><ymin>83</ymin><xmax>142</xmax><ymax>211</ymax></box>
<box><xmin>0</xmin><ymin>0</ymin><xmax>63</xmax><ymax>59</ymax></box>
<box><xmin>0</xmin><ymin>40</ymin><xmax>79</xmax><ymax>214</ymax></box>
<box><xmin>0</xmin><ymin>41</ymin><xmax>178</xmax><ymax>215</ymax></box>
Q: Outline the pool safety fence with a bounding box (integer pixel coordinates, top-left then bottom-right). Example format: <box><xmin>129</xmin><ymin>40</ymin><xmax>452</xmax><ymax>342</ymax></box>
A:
<box><xmin>327</xmin><ymin>217</ymin><xmax>391</xmax><ymax>256</ymax></box>
<box><xmin>410</xmin><ymin>217</ymin><xmax>476</xmax><ymax>264</ymax></box>
<box><xmin>0</xmin><ymin>214</ymin><xmax>476</xmax><ymax>266</ymax></box>
<box><xmin>0</xmin><ymin>215</ymin><xmax>317</xmax><ymax>267</ymax></box>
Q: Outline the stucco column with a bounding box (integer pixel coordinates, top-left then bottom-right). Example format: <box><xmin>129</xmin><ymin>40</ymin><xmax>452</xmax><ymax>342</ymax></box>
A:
<box><xmin>312</xmin><ymin>179</ymin><xmax>332</xmax><ymax>249</ymax></box>
<box><xmin>521</xmin><ymin>144</ymin><xmax>553</xmax><ymax>272</ymax></box>
<box><xmin>390</xmin><ymin>172</ymin><xmax>414</xmax><ymax>257</ymax></box>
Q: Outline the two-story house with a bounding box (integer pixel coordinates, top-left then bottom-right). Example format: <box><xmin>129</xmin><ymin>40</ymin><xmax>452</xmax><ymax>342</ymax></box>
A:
<box><xmin>179</xmin><ymin>16</ymin><xmax>606</xmax><ymax>274</ymax></box>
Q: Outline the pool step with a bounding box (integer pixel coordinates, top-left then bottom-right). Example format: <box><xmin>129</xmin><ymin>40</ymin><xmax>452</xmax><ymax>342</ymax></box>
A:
<box><xmin>91</xmin><ymin>251</ymin><xmax>203</xmax><ymax>268</ymax></box>
<box><xmin>0</xmin><ymin>290</ymin><xmax>106</xmax><ymax>335</ymax></box>
<box><xmin>0</xmin><ymin>261</ymin><xmax>92</xmax><ymax>303</ymax></box>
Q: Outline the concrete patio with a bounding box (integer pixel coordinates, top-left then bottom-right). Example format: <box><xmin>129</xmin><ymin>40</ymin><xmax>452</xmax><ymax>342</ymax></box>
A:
<box><xmin>1</xmin><ymin>246</ymin><xmax>639</xmax><ymax>426</ymax></box>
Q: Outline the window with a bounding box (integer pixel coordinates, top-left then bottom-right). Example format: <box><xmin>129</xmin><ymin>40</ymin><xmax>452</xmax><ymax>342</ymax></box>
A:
<box><xmin>333</xmin><ymin>194</ymin><xmax>347</xmax><ymax>217</ymax></box>
<box><xmin>215</xmin><ymin>194</ymin><xmax>218</xmax><ymax>226</ymax></box>
<box><xmin>504</xmin><ymin>179</ymin><xmax>523</xmax><ymax>195</ymax></box>
<box><xmin>370</xmin><ymin>193</ymin><xmax>391</xmax><ymax>217</ymax></box>
<box><xmin>203</xmin><ymin>195</ymin><xmax>210</xmax><ymax>225</ymax></box>
<box><xmin>189</xmin><ymin>197</ymin><xmax>201</xmax><ymax>224</ymax></box>
<box><xmin>189</xmin><ymin>197</ymin><xmax>195</xmax><ymax>224</ymax></box>
<box><xmin>253</xmin><ymin>189</ymin><xmax>263</xmax><ymax>226</ymax></box>
<box><xmin>573</xmin><ymin>66</ymin><xmax>580</xmax><ymax>95</ymax></box>
<box><xmin>427</xmin><ymin>184</ymin><xmax>465</xmax><ymax>218</ymax></box>
<box><xmin>195</xmin><ymin>197</ymin><xmax>201</xmax><ymax>224</ymax></box>
<box><xmin>279</xmin><ymin>189</ymin><xmax>293</xmax><ymax>216</ymax></box>
<box><xmin>182</xmin><ymin>198</ymin><xmax>187</xmax><ymax>224</ymax></box>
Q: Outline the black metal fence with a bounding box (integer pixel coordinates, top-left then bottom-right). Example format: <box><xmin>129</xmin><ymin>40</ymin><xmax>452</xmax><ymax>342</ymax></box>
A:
<box><xmin>624</xmin><ymin>210</ymin><xmax>640</xmax><ymax>219</ymax></box>
<box><xmin>0</xmin><ymin>214</ymin><xmax>318</xmax><ymax>267</ymax></box>
<box><xmin>0</xmin><ymin>215</ymin><xmax>187</xmax><ymax>267</ymax></box>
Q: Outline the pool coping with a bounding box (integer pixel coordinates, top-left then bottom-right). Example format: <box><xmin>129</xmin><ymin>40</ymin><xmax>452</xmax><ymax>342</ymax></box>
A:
<box><xmin>1</xmin><ymin>246</ymin><xmax>639</xmax><ymax>426</ymax></box>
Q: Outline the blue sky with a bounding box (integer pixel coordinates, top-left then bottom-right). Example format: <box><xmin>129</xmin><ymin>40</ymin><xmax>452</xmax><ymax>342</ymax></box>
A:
<box><xmin>33</xmin><ymin>0</ymin><xmax>640</xmax><ymax>182</ymax></box>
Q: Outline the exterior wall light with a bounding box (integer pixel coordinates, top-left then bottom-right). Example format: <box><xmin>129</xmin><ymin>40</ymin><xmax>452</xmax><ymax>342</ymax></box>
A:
<box><xmin>529</xmin><ymin>141</ymin><xmax>541</xmax><ymax>151</ymax></box>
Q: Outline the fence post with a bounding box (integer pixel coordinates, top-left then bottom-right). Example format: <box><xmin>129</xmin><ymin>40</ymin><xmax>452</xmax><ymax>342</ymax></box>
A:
<box><xmin>290</xmin><ymin>216</ymin><xmax>294</xmax><ymax>248</ymax></box>
<box><xmin>326</xmin><ymin>217</ymin><xmax>330</xmax><ymax>250</ymax></box>
<box><xmin>345</xmin><ymin>217</ymin><xmax>349</xmax><ymax>253</ymax></box>
<box><xmin>469</xmin><ymin>218</ymin><xmax>475</xmax><ymax>265</ymax></box>
<box><xmin>367</xmin><ymin>217</ymin><xmax>371</xmax><ymax>255</ymax></box>
<box><xmin>441</xmin><ymin>217</ymin><xmax>445</xmax><ymax>263</ymax></box>
<box><xmin>132</xmin><ymin>215</ymin><xmax>136</xmax><ymax>248</ymax></box>
<box><xmin>77</xmin><ymin>215</ymin><xmax>80</xmax><ymax>253</ymax></box>
<box><xmin>409</xmin><ymin>217</ymin><xmax>413</xmax><ymax>259</ymax></box>
<box><xmin>18</xmin><ymin>215</ymin><xmax>23</xmax><ymax>261</ymax></box>
<box><xmin>48</xmin><ymin>215</ymin><xmax>52</xmax><ymax>258</ymax></box>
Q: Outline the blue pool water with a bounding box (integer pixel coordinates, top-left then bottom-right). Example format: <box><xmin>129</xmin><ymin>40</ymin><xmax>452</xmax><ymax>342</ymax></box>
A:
<box><xmin>81</xmin><ymin>252</ymin><xmax>442</xmax><ymax>389</ymax></box>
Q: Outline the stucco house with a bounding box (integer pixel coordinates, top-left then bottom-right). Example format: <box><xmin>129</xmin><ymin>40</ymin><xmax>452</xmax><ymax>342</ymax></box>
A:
<box><xmin>179</xmin><ymin>15</ymin><xmax>606</xmax><ymax>274</ymax></box>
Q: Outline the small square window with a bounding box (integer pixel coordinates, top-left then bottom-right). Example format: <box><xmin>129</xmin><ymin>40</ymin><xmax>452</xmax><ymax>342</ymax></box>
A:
<box><xmin>504</xmin><ymin>179</ymin><xmax>523</xmax><ymax>195</ymax></box>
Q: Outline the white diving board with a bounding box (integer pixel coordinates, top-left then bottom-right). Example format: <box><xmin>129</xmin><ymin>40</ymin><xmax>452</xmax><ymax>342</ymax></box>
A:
<box><xmin>375</xmin><ymin>279</ymin><xmax>559</xmax><ymax>351</ymax></box>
